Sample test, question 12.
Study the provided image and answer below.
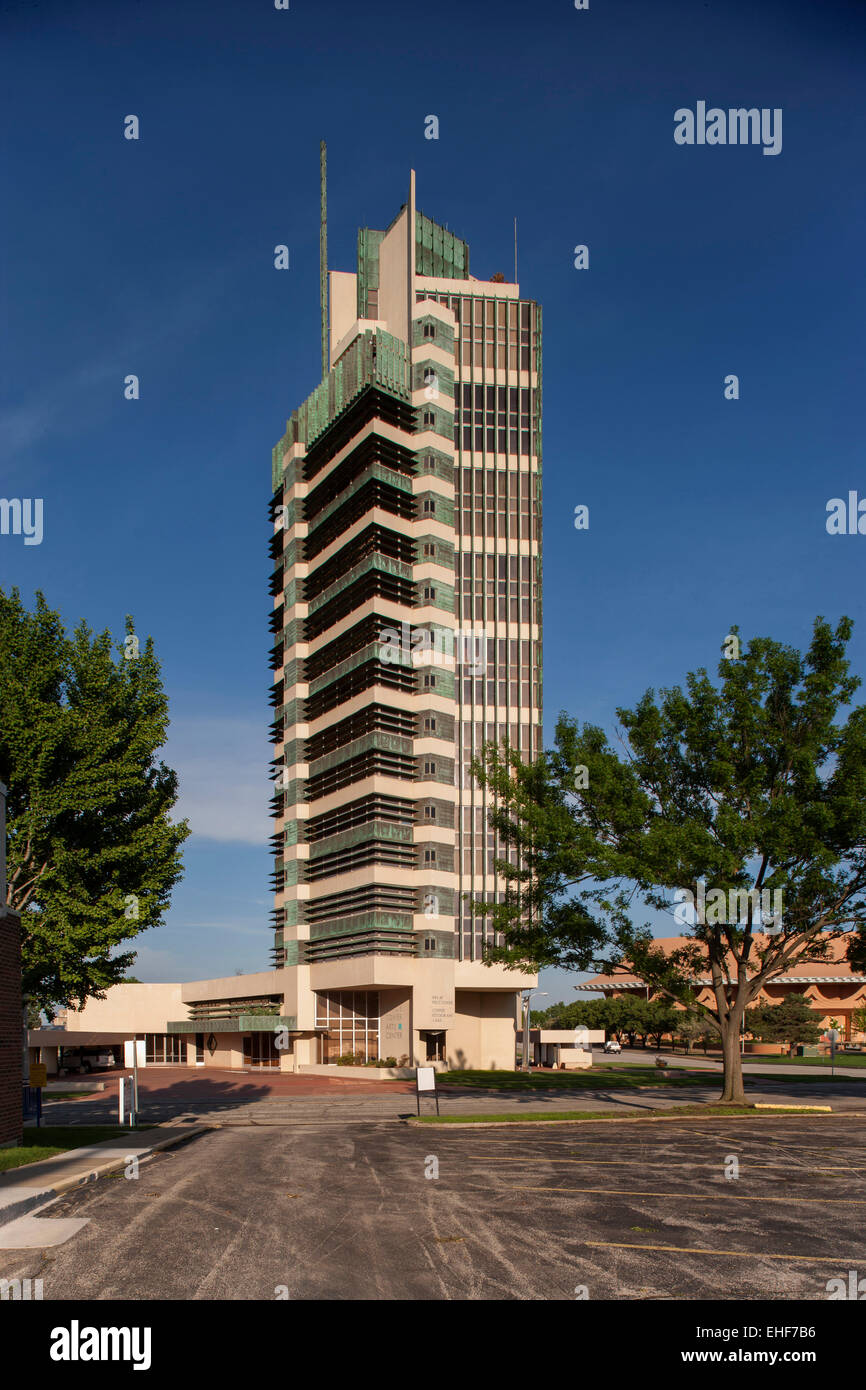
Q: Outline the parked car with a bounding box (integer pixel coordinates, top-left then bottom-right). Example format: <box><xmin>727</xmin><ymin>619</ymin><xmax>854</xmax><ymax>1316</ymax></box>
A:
<box><xmin>59</xmin><ymin>1047</ymin><xmax>116</xmax><ymax>1075</ymax></box>
<box><xmin>603</xmin><ymin>1039</ymin><xmax>622</xmax><ymax>1054</ymax></box>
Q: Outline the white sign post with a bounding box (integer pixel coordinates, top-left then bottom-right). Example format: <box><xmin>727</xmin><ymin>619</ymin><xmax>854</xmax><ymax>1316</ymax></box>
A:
<box><xmin>416</xmin><ymin>1066</ymin><xmax>439</xmax><ymax>1116</ymax></box>
<box><xmin>118</xmin><ymin>1076</ymin><xmax>135</xmax><ymax>1126</ymax></box>
<box><xmin>827</xmin><ymin>1027</ymin><xmax>840</xmax><ymax>1078</ymax></box>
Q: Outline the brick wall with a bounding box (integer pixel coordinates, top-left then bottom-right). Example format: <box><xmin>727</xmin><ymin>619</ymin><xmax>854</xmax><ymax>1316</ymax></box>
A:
<box><xmin>0</xmin><ymin>911</ymin><xmax>23</xmax><ymax>1148</ymax></box>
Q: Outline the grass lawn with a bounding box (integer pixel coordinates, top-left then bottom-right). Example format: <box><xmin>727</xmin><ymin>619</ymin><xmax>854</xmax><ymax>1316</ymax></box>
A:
<box><xmin>438</xmin><ymin>1068</ymin><xmax>712</xmax><ymax>1091</ymax></box>
<box><xmin>414</xmin><ymin>1103</ymin><xmax>832</xmax><ymax>1125</ymax></box>
<box><xmin>0</xmin><ymin>1126</ymin><xmax>133</xmax><ymax>1174</ymax></box>
<box><xmin>742</xmin><ymin>1071</ymin><xmax>866</xmax><ymax>1083</ymax></box>
<box><xmin>603</xmin><ymin>1052</ymin><xmax>866</xmax><ymax>1070</ymax></box>
<box><xmin>743</xmin><ymin>1054</ymin><xmax>866</xmax><ymax>1068</ymax></box>
<box><xmin>43</xmin><ymin>1090</ymin><xmax>99</xmax><ymax>1100</ymax></box>
<box><xmin>439</xmin><ymin>1066</ymin><xmax>866</xmax><ymax>1091</ymax></box>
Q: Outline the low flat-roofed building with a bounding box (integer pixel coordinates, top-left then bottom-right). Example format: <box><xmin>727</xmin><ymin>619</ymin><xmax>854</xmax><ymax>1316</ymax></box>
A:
<box><xmin>29</xmin><ymin>965</ymin><xmax>530</xmax><ymax>1075</ymax></box>
<box><xmin>579</xmin><ymin>934</ymin><xmax>866</xmax><ymax>1041</ymax></box>
<box><xmin>518</xmin><ymin>1028</ymin><xmax>603</xmax><ymax>1069</ymax></box>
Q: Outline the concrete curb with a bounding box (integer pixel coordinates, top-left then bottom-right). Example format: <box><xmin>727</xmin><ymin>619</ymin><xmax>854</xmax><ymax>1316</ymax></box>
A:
<box><xmin>43</xmin><ymin>1081</ymin><xmax>106</xmax><ymax>1094</ymax></box>
<box><xmin>0</xmin><ymin>1125</ymin><xmax>211</xmax><ymax>1226</ymax></box>
<box><xmin>408</xmin><ymin>1109</ymin><xmax>866</xmax><ymax>1130</ymax></box>
<box><xmin>0</xmin><ymin>1189</ymin><xmax>55</xmax><ymax>1227</ymax></box>
<box><xmin>754</xmin><ymin>1102</ymin><xmax>832</xmax><ymax>1112</ymax></box>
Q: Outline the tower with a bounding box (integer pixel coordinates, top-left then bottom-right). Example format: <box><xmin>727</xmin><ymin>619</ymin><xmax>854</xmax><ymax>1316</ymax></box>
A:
<box><xmin>268</xmin><ymin>167</ymin><xmax>540</xmax><ymax>1070</ymax></box>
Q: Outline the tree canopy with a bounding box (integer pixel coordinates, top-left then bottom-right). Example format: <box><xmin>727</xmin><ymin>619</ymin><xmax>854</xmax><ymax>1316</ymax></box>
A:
<box><xmin>532</xmin><ymin>995</ymin><xmax>681</xmax><ymax>1047</ymax></box>
<box><xmin>0</xmin><ymin>587</ymin><xmax>189</xmax><ymax>1011</ymax></box>
<box><xmin>473</xmin><ymin>618</ymin><xmax>866</xmax><ymax>1101</ymax></box>
<box><xmin>745</xmin><ymin>994</ymin><xmax>823</xmax><ymax>1046</ymax></box>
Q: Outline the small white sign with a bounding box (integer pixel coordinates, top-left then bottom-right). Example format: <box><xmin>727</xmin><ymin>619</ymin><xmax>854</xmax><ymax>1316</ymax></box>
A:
<box><xmin>416</xmin><ymin>1066</ymin><xmax>437</xmax><ymax>1092</ymax></box>
<box><xmin>124</xmin><ymin>1039</ymin><xmax>146</xmax><ymax>1068</ymax></box>
<box><xmin>826</xmin><ymin>1029</ymin><xmax>840</xmax><ymax>1044</ymax></box>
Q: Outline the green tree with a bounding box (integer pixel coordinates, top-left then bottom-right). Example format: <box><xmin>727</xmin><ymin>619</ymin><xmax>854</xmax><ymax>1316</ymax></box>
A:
<box><xmin>745</xmin><ymin>994</ymin><xmax>823</xmax><ymax>1049</ymax></box>
<box><xmin>643</xmin><ymin>999</ymin><xmax>681</xmax><ymax>1048</ymax></box>
<box><xmin>25</xmin><ymin>999</ymin><xmax>44</xmax><ymax>1029</ymax></box>
<box><xmin>472</xmin><ymin>618</ymin><xmax>866</xmax><ymax>1103</ymax></box>
<box><xmin>0</xmin><ymin>588</ymin><xmax>190</xmax><ymax>1011</ymax></box>
<box><xmin>611</xmin><ymin>996</ymin><xmax>679</xmax><ymax>1048</ymax></box>
<box><xmin>616</xmin><ymin>997</ymin><xmax>644</xmax><ymax>1046</ymax></box>
<box><xmin>596</xmin><ymin>996</ymin><xmax>641</xmax><ymax>1045</ymax></box>
<box><xmin>532</xmin><ymin>998</ymin><xmax>606</xmax><ymax>1029</ymax></box>
<box><xmin>676</xmin><ymin>1011</ymin><xmax>715</xmax><ymax>1054</ymax></box>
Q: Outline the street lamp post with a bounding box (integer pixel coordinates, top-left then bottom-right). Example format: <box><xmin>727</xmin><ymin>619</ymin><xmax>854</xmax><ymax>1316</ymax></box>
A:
<box><xmin>131</xmin><ymin>1032</ymin><xmax>139</xmax><ymax>1125</ymax></box>
<box><xmin>521</xmin><ymin>990</ymin><xmax>547</xmax><ymax>1072</ymax></box>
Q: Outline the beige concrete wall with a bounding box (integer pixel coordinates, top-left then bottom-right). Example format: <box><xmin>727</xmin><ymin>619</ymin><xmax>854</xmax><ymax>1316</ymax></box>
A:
<box><xmin>454</xmin><ymin>961</ymin><xmax>537</xmax><ymax>992</ymax></box>
<box><xmin>309</xmin><ymin>957</ymin><xmax>418</xmax><ymax>992</ymax></box>
<box><xmin>416</xmin><ymin>274</ymin><xmax>520</xmax><ymax>299</ymax></box>
<box><xmin>293</xmin><ymin>1034</ymin><xmax>319</xmax><ymax>1069</ymax></box>
<box><xmin>180</xmin><ymin>971</ymin><xmax>288</xmax><ymax>1006</ymax></box>
<box><xmin>559</xmin><ymin>1048</ymin><xmax>592</xmax><ymax>1071</ymax></box>
<box><xmin>32</xmin><ymin>1044</ymin><xmax>61</xmax><ymax>1076</ymax></box>
<box><xmin>64</xmin><ymin>983</ymin><xmax>185</xmax><ymax>1033</ymax></box>
<box><xmin>412</xmin><ymin>959</ymin><xmax>455</xmax><ymax>1031</ymax></box>
<box><xmin>448</xmin><ymin>991</ymin><xmax>517</xmax><ymax>1071</ymax></box>
<box><xmin>538</xmin><ymin>1030</ymin><xmax>605</xmax><ymax>1045</ymax></box>
<box><xmin>328</xmin><ymin>271</ymin><xmax>357</xmax><ymax>360</ymax></box>
<box><xmin>378</xmin><ymin>201</ymin><xmax>410</xmax><ymax>342</ymax></box>
<box><xmin>379</xmin><ymin>988</ymin><xmax>411</xmax><ymax>1062</ymax></box>
<box><xmin>446</xmin><ymin>996</ymin><xmax>480</xmax><ymax>1071</ymax></box>
<box><xmin>203</xmin><ymin>1035</ymin><xmax>244</xmax><ymax>1070</ymax></box>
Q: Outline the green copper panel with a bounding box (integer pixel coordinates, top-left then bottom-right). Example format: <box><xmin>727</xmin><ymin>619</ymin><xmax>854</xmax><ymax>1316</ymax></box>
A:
<box><xmin>415</xmin><ymin>210</ymin><xmax>469</xmax><ymax>280</ymax></box>
<box><xmin>357</xmin><ymin>227</ymin><xmax>384</xmax><ymax>318</ymax></box>
<box><xmin>271</xmin><ymin>330</ymin><xmax>412</xmax><ymax>491</ymax></box>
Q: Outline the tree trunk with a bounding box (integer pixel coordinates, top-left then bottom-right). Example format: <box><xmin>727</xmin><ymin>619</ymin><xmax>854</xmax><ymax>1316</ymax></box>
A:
<box><xmin>720</xmin><ymin>1020</ymin><xmax>746</xmax><ymax>1103</ymax></box>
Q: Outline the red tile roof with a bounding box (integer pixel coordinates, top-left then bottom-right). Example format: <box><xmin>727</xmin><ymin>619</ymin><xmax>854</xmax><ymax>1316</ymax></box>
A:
<box><xmin>580</xmin><ymin>933</ymin><xmax>866</xmax><ymax>990</ymax></box>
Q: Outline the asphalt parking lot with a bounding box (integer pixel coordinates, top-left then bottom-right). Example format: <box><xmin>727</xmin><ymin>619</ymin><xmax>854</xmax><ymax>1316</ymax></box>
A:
<box><xmin>2</xmin><ymin>1114</ymin><xmax>864</xmax><ymax>1300</ymax></box>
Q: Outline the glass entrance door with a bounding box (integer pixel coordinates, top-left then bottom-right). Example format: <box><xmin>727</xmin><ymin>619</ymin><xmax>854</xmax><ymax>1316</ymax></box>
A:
<box><xmin>243</xmin><ymin>1033</ymin><xmax>280</xmax><ymax>1068</ymax></box>
<box><xmin>421</xmin><ymin>1031</ymin><xmax>446</xmax><ymax>1062</ymax></box>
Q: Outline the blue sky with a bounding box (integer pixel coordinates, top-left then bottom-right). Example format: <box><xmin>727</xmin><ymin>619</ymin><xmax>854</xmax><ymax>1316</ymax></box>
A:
<box><xmin>1</xmin><ymin>0</ymin><xmax>863</xmax><ymax>1003</ymax></box>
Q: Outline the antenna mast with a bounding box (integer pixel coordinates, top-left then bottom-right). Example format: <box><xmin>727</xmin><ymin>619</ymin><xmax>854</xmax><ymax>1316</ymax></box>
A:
<box><xmin>320</xmin><ymin>140</ymin><xmax>328</xmax><ymax>379</ymax></box>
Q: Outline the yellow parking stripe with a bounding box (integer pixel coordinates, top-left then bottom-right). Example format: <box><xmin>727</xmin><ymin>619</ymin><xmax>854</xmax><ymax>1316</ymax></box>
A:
<box><xmin>585</xmin><ymin>1241</ymin><xmax>859</xmax><ymax>1261</ymax></box>
<box><xmin>501</xmin><ymin>1183</ymin><xmax>866</xmax><ymax>1204</ymax></box>
<box><xmin>467</xmin><ymin>1156</ymin><xmax>866</xmax><ymax>1171</ymax></box>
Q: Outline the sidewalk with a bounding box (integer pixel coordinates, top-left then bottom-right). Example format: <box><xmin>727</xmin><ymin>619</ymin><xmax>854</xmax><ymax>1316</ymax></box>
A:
<box><xmin>0</xmin><ymin>1125</ymin><xmax>208</xmax><ymax>1246</ymax></box>
<box><xmin>594</xmin><ymin>1048</ymin><xmax>866</xmax><ymax>1078</ymax></box>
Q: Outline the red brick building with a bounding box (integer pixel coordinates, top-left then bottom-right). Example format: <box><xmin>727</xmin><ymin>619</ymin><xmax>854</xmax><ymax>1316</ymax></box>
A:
<box><xmin>0</xmin><ymin>908</ymin><xmax>23</xmax><ymax>1148</ymax></box>
<box><xmin>580</xmin><ymin>933</ymin><xmax>866</xmax><ymax>1042</ymax></box>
